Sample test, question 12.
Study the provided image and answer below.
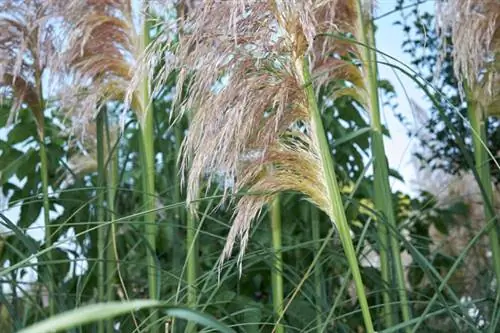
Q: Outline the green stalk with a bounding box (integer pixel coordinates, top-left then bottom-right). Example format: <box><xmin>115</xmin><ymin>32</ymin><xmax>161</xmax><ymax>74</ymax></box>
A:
<box><xmin>174</xmin><ymin>124</ymin><xmax>184</xmax><ymax>276</ymax></box>
<box><xmin>139</xmin><ymin>3</ymin><xmax>158</xmax><ymax>331</ymax></box>
<box><xmin>105</xmin><ymin>116</ymin><xmax>118</xmax><ymax>333</ymax></box>
<box><xmin>302</xmin><ymin>58</ymin><xmax>375</xmax><ymax>333</ymax></box>
<box><xmin>355</xmin><ymin>1</ymin><xmax>411</xmax><ymax>327</ymax></box>
<box><xmin>311</xmin><ymin>205</ymin><xmax>323</xmax><ymax>333</ymax></box>
<box><xmin>179</xmin><ymin>113</ymin><xmax>198</xmax><ymax>333</ymax></box>
<box><xmin>35</xmin><ymin>70</ymin><xmax>54</xmax><ymax>317</ymax></box>
<box><xmin>95</xmin><ymin>110</ymin><xmax>106</xmax><ymax>333</ymax></box>
<box><xmin>185</xmin><ymin>209</ymin><xmax>198</xmax><ymax>333</ymax></box>
<box><xmin>184</xmin><ymin>120</ymin><xmax>198</xmax><ymax>332</ymax></box>
<box><xmin>466</xmin><ymin>93</ymin><xmax>500</xmax><ymax>305</ymax></box>
<box><xmin>39</xmin><ymin>137</ymin><xmax>54</xmax><ymax>316</ymax></box>
<box><xmin>376</xmin><ymin>215</ymin><xmax>393</xmax><ymax>326</ymax></box>
<box><xmin>270</xmin><ymin>196</ymin><xmax>284</xmax><ymax>333</ymax></box>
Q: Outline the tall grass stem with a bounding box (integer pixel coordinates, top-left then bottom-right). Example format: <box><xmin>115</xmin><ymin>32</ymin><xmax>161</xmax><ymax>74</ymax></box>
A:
<box><xmin>270</xmin><ymin>196</ymin><xmax>284</xmax><ymax>333</ymax></box>
<box><xmin>105</xmin><ymin>115</ymin><xmax>118</xmax><ymax>333</ymax></box>
<box><xmin>302</xmin><ymin>57</ymin><xmax>375</xmax><ymax>333</ymax></box>
<box><xmin>35</xmin><ymin>67</ymin><xmax>54</xmax><ymax>317</ymax></box>
<box><xmin>311</xmin><ymin>206</ymin><xmax>323</xmax><ymax>333</ymax></box>
<box><xmin>96</xmin><ymin>110</ymin><xmax>106</xmax><ymax>333</ymax></box>
<box><xmin>356</xmin><ymin>1</ymin><xmax>412</xmax><ymax>327</ymax></box>
<box><xmin>39</xmin><ymin>138</ymin><xmax>54</xmax><ymax>317</ymax></box>
<box><xmin>466</xmin><ymin>92</ymin><xmax>500</xmax><ymax>312</ymax></box>
<box><xmin>139</xmin><ymin>3</ymin><xmax>159</xmax><ymax>331</ymax></box>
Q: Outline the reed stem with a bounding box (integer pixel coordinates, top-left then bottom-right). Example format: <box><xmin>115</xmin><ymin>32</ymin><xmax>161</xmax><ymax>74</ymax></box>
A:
<box><xmin>35</xmin><ymin>68</ymin><xmax>54</xmax><ymax>317</ymax></box>
<box><xmin>39</xmin><ymin>137</ymin><xmax>54</xmax><ymax>316</ymax></box>
<box><xmin>174</xmin><ymin>124</ymin><xmax>184</xmax><ymax>276</ymax></box>
<box><xmin>302</xmin><ymin>57</ymin><xmax>375</xmax><ymax>333</ymax></box>
<box><xmin>105</xmin><ymin>115</ymin><xmax>118</xmax><ymax>333</ymax></box>
<box><xmin>96</xmin><ymin>110</ymin><xmax>106</xmax><ymax>333</ymax></box>
<box><xmin>185</xmin><ymin>209</ymin><xmax>198</xmax><ymax>333</ymax></box>
<box><xmin>270</xmin><ymin>196</ymin><xmax>284</xmax><ymax>333</ymax></box>
<box><xmin>466</xmin><ymin>94</ymin><xmax>500</xmax><ymax>305</ymax></box>
<box><xmin>139</xmin><ymin>3</ymin><xmax>158</xmax><ymax>331</ymax></box>
<box><xmin>311</xmin><ymin>206</ymin><xmax>324</xmax><ymax>333</ymax></box>
<box><xmin>355</xmin><ymin>1</ymin><xmax>411</xmax><ymax>327</ymax></box>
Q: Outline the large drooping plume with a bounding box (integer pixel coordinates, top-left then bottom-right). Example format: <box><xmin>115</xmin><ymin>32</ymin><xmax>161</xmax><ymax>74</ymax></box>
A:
<box><xmin>149</xmin><ymin>0</ymin><xmax>373</xmax><ymax>266</ymax></box>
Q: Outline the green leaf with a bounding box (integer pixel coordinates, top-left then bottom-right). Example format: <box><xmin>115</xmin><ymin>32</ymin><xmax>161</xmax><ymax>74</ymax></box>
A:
<box><xmin>0</xmin><ymin>104</ymin><xmax>9</xmax><ymax>127</ymax></box>
<box><xmin>242</xmin><ymin>301</ymin><xmax>262</xmax><ymax>333</ymax></box>
<box><xmin>18</xmin><ymin>200</ymin><xmax>42</xmax><ymax>229</ymax></box>
<box><xmin>7</xmin><ymin>121</ymin><xmax>36</xmax><ymax>143</ymax></box>
<box><xmin>388</xmin><ymin>168</ymin><xmax>404</xmax><ymax>182</ymax></box>
<box><xmin>0</xmin><ymin>148</ymin><xmax>34</xmax><ymax>186</ymax></box>
<box><xmin>333</xmin><ymin>127</ymin><xmax>370</xmax><ymax>147</ymax></box>
<box><xmin>17</xmin><ymin>301</ymin><xmax>236</xmax><ymax>333</ymax></box>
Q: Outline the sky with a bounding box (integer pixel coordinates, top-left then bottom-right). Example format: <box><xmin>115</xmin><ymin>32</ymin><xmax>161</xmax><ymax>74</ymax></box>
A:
<box><xmin>374</xmin><ymin>0</ymin><xmax>434</xmax><ymax>193</ymax></box>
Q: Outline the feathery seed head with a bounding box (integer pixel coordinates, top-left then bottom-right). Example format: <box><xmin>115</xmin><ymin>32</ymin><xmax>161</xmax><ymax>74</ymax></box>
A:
<box><xmin>59</xmin><ymin>0</ymin><xmax>153</xmax><ymax>136</ymax></box>
<box><xmin>162</xmin><ymin>0</ymin><xmax>370</xmax><ymax>267</ymax></box>
<box><xmin>437</xmin><ymin>0</ymin><xmax>500</xmax><ymax>111</ymax></box>
<box><xmin>0</xmin><ymin>0</ymin><xmax>60</xmax><ymax>136</ymax></box>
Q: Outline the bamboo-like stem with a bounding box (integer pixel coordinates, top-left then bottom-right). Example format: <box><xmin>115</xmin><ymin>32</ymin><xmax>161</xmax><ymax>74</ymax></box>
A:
<box><xmin>105</xmin><ymin>115</ymin><xmax>118</xmax><ymax>333</ymax></box>
<box><xmin>376</xmin><ymin>219</ymin><xmax>393</xmax><ymax>326</ymax></box>
<box><xmin>270</xmin><ymin>195</ymin><xmax>284</xmax><ymax>333</ymax></box>
<box><xmin>302</xmin><ymin>57</ymin><xmax>375</xmax><ymax>333</ymax></box>
<box><xmin>184</xmin><ymin>119</ymin><xmax>198</xmax><ymax>333</ymax></box>
<box><xmin>310</xmin><ymin>205</ymin><xmax>323</xmax><ymax>333</ymax></box>
<box><xmin>185</xmin><ymin>208</ymin><xmax>198</xmax><ymax>333</ymax></box>
<box><xmin>174</xmin><ymin>124</ymin><xmax>184</xmax><ymax>275</ymax></box>
<box><xmin>95</xmin><ymin>110</ymin><xmax>106</xmax><ymax>333</ymax></box>
<box><xmin>355</xmin><ymin>1</ymin><xmax>411</xmax><ymax>327</ymax></box>
<box><xmin>39</xmin><ymin>136</ymin><xmax>54</xmax><ymax>315</ymax></box>
<box><xmin>139</xmin><ymin>3</ymin><xmax>158</xmax><ymax>331</ymax></box>
<box><xmin>35</xmin><ymin>69</ymin><xmax>54</xmax><ymax>317</ymax></box>
<box><xmin>466</xmin><ymin>93</ymin><xmax>500</xmax><ymax>304</ymax></box>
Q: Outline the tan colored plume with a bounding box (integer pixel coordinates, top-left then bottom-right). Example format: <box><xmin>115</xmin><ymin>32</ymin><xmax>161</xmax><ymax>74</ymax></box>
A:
<box><xmin>58</xmin><ymin>0</ymin><xmax>156</xmax><ymax>136</ymax></box>
<box><xmin>149</xmin><ymin>0</ymin><xmax>375</xmax><ymax>267</ymax></box>
<box><xmin>436</xmin><ymin>0</ymin><xmax>500</xmax><ymax>113</ymax></box>
<box><xmin>0</xmin><ymin>0</ymin><xmax>60</xmax><ymax>137</ymax></box>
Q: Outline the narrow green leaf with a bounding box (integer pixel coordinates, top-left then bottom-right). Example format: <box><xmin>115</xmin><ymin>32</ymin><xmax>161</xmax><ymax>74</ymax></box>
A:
<box><xmin>332</xmin><ymin>127</ymin><xmax>371</xmax><ymax>147</ymax></box>
<box><xmin>17</xmin><ymin>301</ymin><xmax>236</xmax><ymax>333</ymax></box>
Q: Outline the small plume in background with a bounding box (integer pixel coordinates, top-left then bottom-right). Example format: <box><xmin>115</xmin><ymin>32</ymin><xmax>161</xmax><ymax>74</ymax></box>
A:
<box><xmin>0</xmin><ymin>0</ymin><xmax>61</xmax><ymax>136</ymax></box>
<box><xmin>436</xmin><ymin>0</ymin><xmax>499</xmax><ymax>111</ymax></box>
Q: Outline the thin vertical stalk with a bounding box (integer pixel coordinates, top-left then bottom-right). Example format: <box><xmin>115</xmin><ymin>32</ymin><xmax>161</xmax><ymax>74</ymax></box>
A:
<box><xmin>95</xmin><ymin>110</ymin><xmax>106</xmax><ymax>333</ymax></box>
<box><xmin>173</xmin><ymin>124</ymin><xmax>184</xmax><ymax>276</ymax></box>
<box><xmin>355</xmin><ymin>1</ymin><xmax>411</xmax><ymax>327</ymax></box>
<box><xmin>184</xmin><ymin>118</ymin><xmax>198</xmax><ymax>333</ymax></box>
<box><xmin>105</xmin><ymin>116</ymin><xmax>118</xmax><ymax>333</ymax></box>
<box><xmin>185</xmin><ymin>210</ymin><xmax>198</xmax><ymax>333</ymax></box>
<box><xmin>376</xmin><ymin>217</ymin><xmax>393</xmax><ymax>326</ymax></box>
<box><xmin>39</xmin><ymin>137</ymin><xmax>54</xmax><ymax>316</ymax></box>
<box><xmin>139</xmin><ymin>3</ymin><xmax>158</xmax><ymax>331</ymax></box>
<box><xmin>180</xmin><ymin>112</ymin><xmax>198</xmax><ymax>333</ymax></box>
<box><xmin>466</xmin><ymin>95</ymin><xmax>500</xmax><ymax>305</ymax></box>
<box><xmin>35</xmin><ymin>69</ymin><xmax>54</xmax><ymax>317</ymax></box>
<box><xmin>270</xmin><ymin>196</ymin><xmax>284</xmax><ymax>333</ymax></box>
<box><xmin>302</xmin><ymin>57</ymin><xmax>375</xmax><ymax>333</ymax></box>
<box><xmin>311</xmin><ymin>205</ymin><xmax>323</xmax><ymax>333</ymax></box>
